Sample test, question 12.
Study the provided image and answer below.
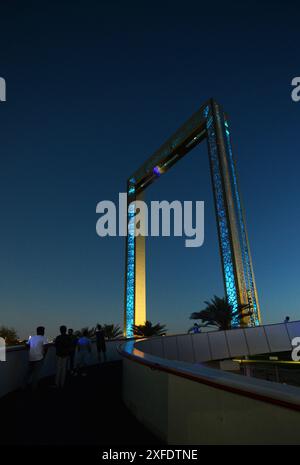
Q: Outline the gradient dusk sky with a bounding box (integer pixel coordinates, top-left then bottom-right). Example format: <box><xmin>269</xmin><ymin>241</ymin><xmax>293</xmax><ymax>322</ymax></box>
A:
<box><xmin>0</xmin><ymin>1</ymin><xmax>299</xmax><ymax>339</ymax></box>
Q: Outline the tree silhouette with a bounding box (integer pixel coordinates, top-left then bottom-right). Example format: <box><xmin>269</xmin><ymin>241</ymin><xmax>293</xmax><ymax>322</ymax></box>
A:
<box><xmin>132</xmin><ymin>320</ymin><xmax>167</xmax><ymax>337</ymax></box>
<box><xmin>0</xmin><ymin>325</ymin><xmax>19</xmax><ymax>346</ymax></box>
<box><xmin>190</xmin><ymin>295</ymin><xmax>253</xmax><ymax>331</ymax></box>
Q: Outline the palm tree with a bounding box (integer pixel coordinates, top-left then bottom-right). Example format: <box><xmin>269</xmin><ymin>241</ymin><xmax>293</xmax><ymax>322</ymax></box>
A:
<box><xmin>190</xmin><ymin>295</ymin><xmax>253</xmax><ymax>331</ymax></box>
<box><xmin>102</xmin><ymin>324</ymin><xmax>123</xmax><ymax>339</ymax></box>
<box><xmin>0</xmin><ymin>325</ymin><xmax>19</xmax><ymax>346</ymax></box>
<box><xmin>132</xmin><ymin>320</ymin><xmax>167</xmax><ymax>337</ymax></box>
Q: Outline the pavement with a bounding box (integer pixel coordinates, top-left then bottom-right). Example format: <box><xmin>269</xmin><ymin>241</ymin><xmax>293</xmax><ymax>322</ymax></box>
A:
<box><xmin>0</xmin><ymin>361</ymin><xmax>162</xmax><ymax>446</ymax></box>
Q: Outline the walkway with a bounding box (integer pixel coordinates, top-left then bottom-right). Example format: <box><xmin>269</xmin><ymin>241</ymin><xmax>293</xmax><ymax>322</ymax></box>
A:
<box><xmin>0</xmin><ymin>361</ymin><xmax>161</xmax><ymax>445</ymax></box>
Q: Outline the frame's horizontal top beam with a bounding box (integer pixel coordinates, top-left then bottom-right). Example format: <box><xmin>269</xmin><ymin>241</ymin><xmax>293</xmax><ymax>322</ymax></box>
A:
<box><xmin>129</xmin><ymin>98</ymin><xmax>217</xmax><ymax>191</ymax></box>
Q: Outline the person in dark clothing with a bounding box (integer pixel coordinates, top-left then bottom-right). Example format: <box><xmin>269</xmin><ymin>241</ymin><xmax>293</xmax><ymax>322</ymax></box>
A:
<box><xmin>54</xmin><ymin>325</ymin><xmax>72</xmax><ymax>388</ymax></box>
<box><xmin>67</xmin><ymin>328</ymin><xmax>77</xmax><ymax>374</ymax></box>
<box><xmin>95</xmin><ymin>324</ymin><xmax>107</xmax><ymax>364</ymax></box>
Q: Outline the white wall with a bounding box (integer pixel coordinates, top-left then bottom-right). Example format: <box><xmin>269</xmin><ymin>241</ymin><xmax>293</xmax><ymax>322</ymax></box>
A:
<box><xmin>0</xmin><ymin>340</ymin><xmax>123</xmax><ymax>399</ymax></box>
<box><xmin>123</xmin><ymin>356</ymin><xmax>300</xmax><ymax>445</ymax></box>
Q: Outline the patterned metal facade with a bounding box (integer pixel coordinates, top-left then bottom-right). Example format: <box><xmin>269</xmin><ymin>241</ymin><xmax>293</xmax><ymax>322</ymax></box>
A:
<box><xmin>124</xmin><ymin>99</ymin><xmax>261</xmax><ymax>336</ymax></box>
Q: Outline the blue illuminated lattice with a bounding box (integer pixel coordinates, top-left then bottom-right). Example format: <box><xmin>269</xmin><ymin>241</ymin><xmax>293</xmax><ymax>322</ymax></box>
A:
<box><xmin>205</xmin><ymin>111</ymin><xmax>239</xmax><ymax>326</ymax></box>
<box><xmin>223</xmin><ymin>117</ymin><xmax>260</xmax><ymax>326</ymax></box>
<box><xmin>128</xmin><ymin>178</ymin><xmax>136</xmax><ymax>196</ymax></box>
<box><xmin>203</xmin><ymin>105</ymin><xmax>210</xmax><ymax>118</ymax></box>
<box><xmin>125</xmin><ymin>188</ymin><xmax>136</xmax><ymax>337</ymax></box>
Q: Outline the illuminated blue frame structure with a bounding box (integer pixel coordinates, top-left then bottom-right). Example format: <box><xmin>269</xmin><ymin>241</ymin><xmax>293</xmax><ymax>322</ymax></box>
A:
<box><xmin>124</xmin><ymin>99</ymin><xmax>261</xmax><ymax>337</ymax></box>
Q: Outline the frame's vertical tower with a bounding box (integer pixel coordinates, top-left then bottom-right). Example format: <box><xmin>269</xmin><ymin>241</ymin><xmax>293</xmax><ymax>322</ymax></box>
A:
<box><xmin>124</xmin><ymin>99</ymin><xmax>261</xmax><ymax>337</ymax></box>
<box><xmin>221</xmin><ymin>107</ymin><xmax>261</xmax><ymax>326</ymax></box>
<box><xmin>124</xmin><ymin>180</ymin><xmax>146</xmax><ymax>337</ymax></box>
<box><xmin>205</xmin><ymin>101</ymin><xmax>260</xmax><ymax>326</ymax></box>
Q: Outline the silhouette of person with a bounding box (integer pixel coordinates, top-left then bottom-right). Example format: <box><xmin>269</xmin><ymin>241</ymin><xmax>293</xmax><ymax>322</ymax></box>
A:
<box><xmin>67</xmin><ymin>328</ymin><xmax>77</xmax><ymax>374</ymax></box>
<box><xmin>77</xmin><ymin>329</ymin><xmax>92</xmax><ymax>376</ymax></box>
<box><xmin>25</xmin><ymin>326</ymin><xmax>48</xmax><ymax>390</ymax></box>
<box><xmin>54</xmin><ymin>325</ymin><xmax>72</xmax><ymax>388</ymax></box>
<box><xmin>188</xmin><ymin>323</ymin><xmax>201</xmax><ymax>334</ymax></box>
<box><xmin>95</xmin><ymin>324</ymin><xmax>107</xmax><ymax>364</ymax></box>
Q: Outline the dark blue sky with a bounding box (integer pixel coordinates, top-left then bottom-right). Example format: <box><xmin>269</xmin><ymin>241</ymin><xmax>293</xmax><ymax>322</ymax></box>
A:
<box><xmin>0</xmin><ymin>1</ymin><xmax>299</xmax><ymax>338</ymax></box>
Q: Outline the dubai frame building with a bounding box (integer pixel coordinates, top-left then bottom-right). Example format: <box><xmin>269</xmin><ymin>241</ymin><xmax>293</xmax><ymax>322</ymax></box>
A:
<box><xmin>124</xmin><ymin>99</ymin><xmax>261</xmax><ymax>337</ymax></box>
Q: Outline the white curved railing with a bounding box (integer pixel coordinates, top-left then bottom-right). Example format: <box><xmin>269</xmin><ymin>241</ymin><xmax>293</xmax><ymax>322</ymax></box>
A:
<box><xmin>120</xmin><ymin>324</ymin><xmax>300</xmax><ymax>445</ymax></box>
<box><xmin>135</xmin><ymin>320</ymin><xmax>300</xmax><ymax>363</ymax></box>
